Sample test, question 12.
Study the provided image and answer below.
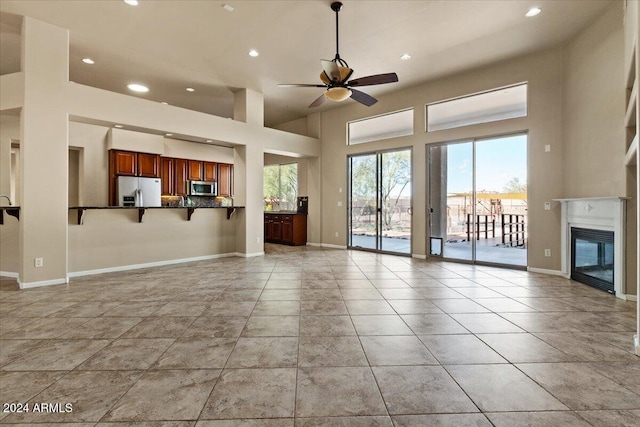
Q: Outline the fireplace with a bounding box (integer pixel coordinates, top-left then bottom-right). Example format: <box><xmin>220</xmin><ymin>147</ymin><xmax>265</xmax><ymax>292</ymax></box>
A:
<box><xmin>555</xmin><ymin>197</ymin><xmax>628</xmax><ymax>299</ymax></box>
<box><xmin>571</xmin><ymin>227</ymin><xmax>615</xmax><ymax>294</ymax></box>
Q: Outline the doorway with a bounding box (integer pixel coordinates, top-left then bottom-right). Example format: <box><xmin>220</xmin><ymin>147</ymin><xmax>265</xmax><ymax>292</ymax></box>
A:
<box><xmin>348</xmin><ymin>148</ymin><xmax>412</xmax><ymax>255</ymax></box>
<box><xmin>428</xmin><ymin>134</ymin><xmax>527</xmax><ymax>267</ymax></box>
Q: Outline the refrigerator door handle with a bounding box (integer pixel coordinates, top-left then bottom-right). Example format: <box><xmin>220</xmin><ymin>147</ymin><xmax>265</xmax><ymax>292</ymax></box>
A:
<box><xmin>137</xmin><ymin>188</ymin><xmax>143</xmax><ymax>207</ymax></box>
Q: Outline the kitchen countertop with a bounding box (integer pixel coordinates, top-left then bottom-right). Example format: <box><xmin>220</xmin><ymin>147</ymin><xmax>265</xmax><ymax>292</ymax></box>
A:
<box><xmin>264</xmin><ymin>211</ymin><xmax>305</xmax><ymax>214</ymax></box>
<box><xmin>69</xmin><ymin>206</ymin><xmax>243</xmax><ymax>209</ymax></box>
<box><xmin>69</xmin><ymin>205</ymin><xmax>243</xmax><ymax>224</ymax></box>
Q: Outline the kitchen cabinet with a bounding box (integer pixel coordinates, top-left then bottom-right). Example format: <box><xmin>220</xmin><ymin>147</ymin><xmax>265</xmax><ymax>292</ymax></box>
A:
<box><xmin>175</xmin><ymin>158</ymin><xmax>188</xmax><ymax>196</ymax></box>
<box><xmin>161</xmin><ymin>157</ymin><xmax>174</xmax><ymax>195</ymax></box>
<box><xmin>203</xmin><ymin>162</ymin><xmax>217</xmax><ymax>182</ymax></box>
<box><xmin>112</xmin><ymin>150</ymin><xmax>137</xmax><ymax>176</ymax></box>
<box><xmin>111</xmin><ymin>150</ymin><xmax>160</xmax><ymax>178</ymax></box>
<box><xmin>138</xmin><ymin>153</ymin><xmax>160</xmax><ymax>178</ymax></box>
<box><xmin>218</xmin><ymin>163</ymin><xmax>233</xmax><ymax>196</ymax></box>
<box><xmin>188</xmin><ymin>160</ymin><xmax>203</xmax><ymax>181</ymax></box>
<box><xmin>264</xmin><ymin>213</ymin><xmax>307</xmax><ymax>246</ymax></box>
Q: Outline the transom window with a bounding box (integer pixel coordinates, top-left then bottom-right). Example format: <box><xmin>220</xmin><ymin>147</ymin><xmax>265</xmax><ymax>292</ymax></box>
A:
<box><xmin>427</xmin><ymin>83</ymin><xmax>527</xmax><ymax>132</ymax></box>
<box><xmin>348</xmin><ymin>108</ymin><xmax>414</xmax><ymax>145</ymax></box>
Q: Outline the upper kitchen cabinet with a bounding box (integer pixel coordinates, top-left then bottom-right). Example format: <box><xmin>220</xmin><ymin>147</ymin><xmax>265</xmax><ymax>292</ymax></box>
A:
<box><xmin>203</xmin><ymin>162</ymin><xmax>217</xmax><ymax>182</ymax></box>
<box><xmin>111</xmin><ymin>150</ymin><xmax>137</xmax><ymax>176</ymax></box>
<box><xmin>161</xmin><ymin>157</ymin><xmax>174</xmax><ymax>195</ymax></box>
<box><xmin>138</xmin><ymin>153</ymin><xmax>161</xmax><ymax>178</ymax></box>
<box><xmin>218</xmin><ymin>163</ymin><xmax>234</xmax><ymax>197</ymax></box>
<box><xmin>110</xmin><ymin>150</ymin><xmax>160</xmax><ymax>178</ymax></box>
<box><xmin>175</xmin><ymin>158</ymin><xmax>189</xmax><ymax>196</ymax></box>
<box><xmin>188</xmin><ymin>160</ymin><xmax>203</xmax><ymax>181</ymax></box>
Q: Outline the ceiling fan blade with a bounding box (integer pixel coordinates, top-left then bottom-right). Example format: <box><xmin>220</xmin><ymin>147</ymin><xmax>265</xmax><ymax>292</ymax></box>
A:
<box><xmin>309</xmin><ymin>93</ymin><xmax>326</xmax><ymax>108</ymax></box>
<box><xmin>321</xmin><ymin>60</ymin><xmax>342</xmax><ymax>82</ymax></box>
<box><xmin>278</xmin><ymin>84</ymin><xmax>327</xmax><ymax>88</ymax></box>
<box><xmin>348</xmin><ymin>72</ymin><xmax>399</xmax><ymax>87</ymax></box>
<box><xmin>350</xmin><ymin>89</ymin><xmax>377</xmax><ymax>107</ymax></box>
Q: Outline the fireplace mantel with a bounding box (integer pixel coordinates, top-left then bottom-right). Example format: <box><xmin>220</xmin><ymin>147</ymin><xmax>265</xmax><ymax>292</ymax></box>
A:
<box><xmin>553</xmin><ymin>197</ymin><xmax>628</xmax><ymax>298</ymax></box>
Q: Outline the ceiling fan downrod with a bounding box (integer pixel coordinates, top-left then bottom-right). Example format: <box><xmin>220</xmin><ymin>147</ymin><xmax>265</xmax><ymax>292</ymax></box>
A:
<box><xmin>331</xmin><ymin>2</ymin><xmax>348</xmax><ymax>68</ymax></box>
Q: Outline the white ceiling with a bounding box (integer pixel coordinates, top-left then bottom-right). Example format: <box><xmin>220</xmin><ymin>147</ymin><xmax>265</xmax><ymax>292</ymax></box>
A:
<box><xmin>0</xmin><ymin>0</ymin><xmax>614</xmax><ymax>128</ymax></box>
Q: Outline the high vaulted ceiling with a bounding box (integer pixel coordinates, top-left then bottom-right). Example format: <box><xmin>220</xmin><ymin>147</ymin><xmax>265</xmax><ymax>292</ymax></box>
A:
<box><xmin>0</xmin><ymin>0</ymin><xmax>614</xmax><ymax>128</ymax></box>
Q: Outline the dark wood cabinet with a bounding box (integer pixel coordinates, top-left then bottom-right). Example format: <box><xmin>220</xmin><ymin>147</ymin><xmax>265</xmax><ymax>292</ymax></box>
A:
<box><xmin>218</xmin><ymin>163</ymin><xmax>233</xmax><ymax>196</ymax></box>
<box><xmin>264</xmin><ymin>213</ymin><xmax>307</xmax><ymax>246</ymax></box>
<box><xmin>175</xmin><ymin>158</ymin><xmax>188</xmax><ymax>196</ymax></box>
<box><xmin>203</xmin><ymin>162</ymin><xmax>217</xmax><ymax>182</ymax></box>
<box><xmin>161</xmin><ymin>157</ymin><xmax>174</xmax><ymax>195</ymax></box>
<box><xmin>137</xmin><ymin>153</ymin><xmax>160</xmax><ymax>178</ymax></box>
<box><xmin>112</xmin><ymin>150</ymin><xmax>137</xmax><ymax>176</ymax></box>
<box><xmin>188</xmin><ymin>160</ymin><xmax>203</xmax><ymax>181</ymax></box>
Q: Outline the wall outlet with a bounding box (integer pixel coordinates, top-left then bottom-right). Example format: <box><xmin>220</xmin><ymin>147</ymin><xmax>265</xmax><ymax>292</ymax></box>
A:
<box><xmin>255</xmin><ymin>237</ymin><xmax>260</xmax><ymax>243</ymax></box>
<box><xmin>339</xmin><ymin>187</ymin><xmax>343</xmax><ymax>193</ymax></box>
<box><xmin>34</xmin><ymin>257</ymin><xmax>44</xmax><ymax>268</ymax></box>
<box><xmin>545</xmin><ymin>144</ymin><xmax>551</xmax><ymax>152</ymax></box>
<box><xmin>544</xmin><ymin>202</ymin><xmax>551</xmax><ymax>211</ymax></box>
<box><xmin>337</xmin><ymin>201</ymin><xmax>343</xmax><ymax>207</ymax></box>
<box><xmin>335</xmin><ymin>232</ymin><xmax>339</xmax><ymax>237</ymax></box>
<box><xmin>544</xmin><ymin>249</ymin><xmax>551</xmax><ymax>257</ymax></box>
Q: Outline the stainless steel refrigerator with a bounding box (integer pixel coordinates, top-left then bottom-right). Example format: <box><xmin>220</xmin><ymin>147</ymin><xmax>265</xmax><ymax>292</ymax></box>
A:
<box><xmin>117</xmin><ymin>176</ymin><xmax>162</xmax><ymax>207</ymax></box>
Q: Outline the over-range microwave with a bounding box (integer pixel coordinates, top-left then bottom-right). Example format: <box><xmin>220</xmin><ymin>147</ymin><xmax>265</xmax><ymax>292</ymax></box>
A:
<box><xmin>189</xmin><ymin>180</ymin><xmax>217</xmax><ymax>196</ymax></box>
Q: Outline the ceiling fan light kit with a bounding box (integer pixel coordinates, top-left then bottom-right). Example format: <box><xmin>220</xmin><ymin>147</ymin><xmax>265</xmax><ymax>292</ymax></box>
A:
<box><xmin>325</xmin><ymin>87</ymin><xmax>352</xmax><ymax>102</ymax></box>
<box><xmin>278</xmin><ymin>1</ymin><xmax>398</xmax><ymax>108</ymax></box>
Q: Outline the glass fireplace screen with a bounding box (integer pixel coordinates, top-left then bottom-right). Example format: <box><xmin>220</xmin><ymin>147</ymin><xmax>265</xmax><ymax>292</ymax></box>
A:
<box><xmin>571</xmin><ymin>227</ymin><xmax>614</xmax><ymax>294</ymax></box>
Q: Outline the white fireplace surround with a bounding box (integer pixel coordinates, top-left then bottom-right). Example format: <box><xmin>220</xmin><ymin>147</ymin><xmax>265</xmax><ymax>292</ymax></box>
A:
<box><xmin>555</xmin><ymin>197</ymin><xmax>629</xmax><ymax>299</ymax></box>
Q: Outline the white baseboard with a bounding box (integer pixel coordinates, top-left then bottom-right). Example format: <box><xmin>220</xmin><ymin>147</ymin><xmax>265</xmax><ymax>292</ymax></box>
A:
<box><xmin>527</xmin><ymin>267</ymin><xmax>566</xmax><ymax>277</ymax></box>
<box><xmin>635</xmin><ymin>335</ymin><xmax>640</xmax><ymax>357</ymax></box>
<box><xmin>0</xmin><ymin>271</ymin><xmax>19</xmax><ymax>279</ymax></box>
<box><xmin>19</xmin><ymin>277</ymin><xmax>68</xmax><ymax>289</ymax></box>
<box><xmin>321</xmin><ymin>243</ymin><xmax>348</xmax><ymax>250</ymax></box>
<box><xmin>306</xmin><ymin>242</ymin><xmax>322</xmax><ymax>247</ymax></box>
<box><xmin>68</xmin><ymin>252</ymin><xmax>239</xmax><ymax>278</ymax></box>
<box><xmin>618</xmin><ymin>294</ymin><xmax>638</xmax><ymax>302</ymax></box>
<box><xmin>234</xmin><ymin>251</ymin><xmax>265</xmax><ymax>258</ymax></box>
<box><xmin>412</xmin><ymin>254</ymin><xmax>427</xmax><ymax>260</ymax></box>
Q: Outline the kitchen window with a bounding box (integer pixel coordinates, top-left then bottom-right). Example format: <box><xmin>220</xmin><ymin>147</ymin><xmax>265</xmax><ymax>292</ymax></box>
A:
<box><xmin>263</xmin><ymin>163</ymin><xmax>298</xmax><ymax>211</ymax></box>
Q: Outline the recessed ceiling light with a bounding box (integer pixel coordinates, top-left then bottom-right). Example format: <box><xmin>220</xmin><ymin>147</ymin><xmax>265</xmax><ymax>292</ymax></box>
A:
<box><xmin>525</xmin><ymin>7</ymin><xmax>541</xmax><ymax>17</ymax></box>
<box><xmin>127</xmin><ymin>83</ymin><xmax>149</xmax><ymax>93</ymax></box>
<box><xmin>82</xmin><ymin>58</ymin><xmax>95</xmax><ymax>64</ymax></box>
<box><xmin>161</xmin><ymin>101</ymin><xmax>168</xmax><ymax>105</ymax></box>
<box><xmin>186</xmin><ymin>87</ymin><xmax>195</xmax><ymax>92</ymax></box>
<box><xmin>248</xmin><ymin>50</ymin><xmax>259</xmax><ymax>57</ymax></box>
<box><xmin>166</xmin><ymin>133</ymin><xmax>173</xmax><ymax>137</ymax></box>
<box><xmin>400</xmin><ymin>53</ymin><xmax>411</xmax><ymax>61</ymax></box>
<box><xmin>222</xmin><ymin>4</ymin><xmax>234</xmax><ymax>12</ymax></box>
<box><xmin>114</xmin><ymin>124</ymin><xmax>123</xmax><ymax>128</ymax></box>
<box><xmin>206</xmin><ymin>139</ymin><xmax>213</xmax><ymax>143</ymax></box>
<box><xmin>123</xmin><ymin>0</ymin><xmax>139</xmax><ymax>6</ymax></box>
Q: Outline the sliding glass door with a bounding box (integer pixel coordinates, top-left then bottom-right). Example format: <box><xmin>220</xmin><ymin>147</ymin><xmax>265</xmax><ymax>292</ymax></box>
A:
<box><xmin>428</xmin><ymin>134</ymin><xmax>527</xmax><ymax>267</ymax></box>
<box><xmin>349</xmin><ymin>149</ymin><xmax>412</xmax><ymax>255</ymax></box>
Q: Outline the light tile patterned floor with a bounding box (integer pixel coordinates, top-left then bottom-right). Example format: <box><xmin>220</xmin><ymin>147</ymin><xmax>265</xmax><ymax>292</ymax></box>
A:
<box><xmin>0</xmin><ymin>246</ymin><xmax>638</xmax><ymax>426</ymax></box>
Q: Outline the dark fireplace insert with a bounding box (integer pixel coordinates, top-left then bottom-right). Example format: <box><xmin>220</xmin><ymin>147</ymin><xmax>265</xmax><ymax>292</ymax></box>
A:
<box><xmin>571</xmin><ymin>227</ymin><xmax>614</xmax><ymax>294</ymax></box>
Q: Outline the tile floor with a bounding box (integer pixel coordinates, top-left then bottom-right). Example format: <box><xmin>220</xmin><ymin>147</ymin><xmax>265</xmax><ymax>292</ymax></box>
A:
<box><xmin>0</xmin><ymin>246</ymin><xmax>639</xmax><ymax>426</ymax></box>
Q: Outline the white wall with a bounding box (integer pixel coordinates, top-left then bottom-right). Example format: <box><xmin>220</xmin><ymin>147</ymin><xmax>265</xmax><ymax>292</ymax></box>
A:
<box><xmin>562</xmin><ymin>4</ymin><xmax>625</xmax><ymax>197</ymax></box>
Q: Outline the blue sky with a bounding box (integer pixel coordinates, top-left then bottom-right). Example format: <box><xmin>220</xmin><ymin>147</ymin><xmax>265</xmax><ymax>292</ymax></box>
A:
<box><xmin>444</xmin><ymin>134</ymin><xmax>527</xmax><ymax>194</ymax></box>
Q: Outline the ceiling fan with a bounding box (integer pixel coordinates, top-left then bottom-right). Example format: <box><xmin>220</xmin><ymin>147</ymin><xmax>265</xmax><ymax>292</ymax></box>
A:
<box><xmin>278</xmin><ymin>1</ymin><xmax>398</xmax><ymax>108</ymax></box>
